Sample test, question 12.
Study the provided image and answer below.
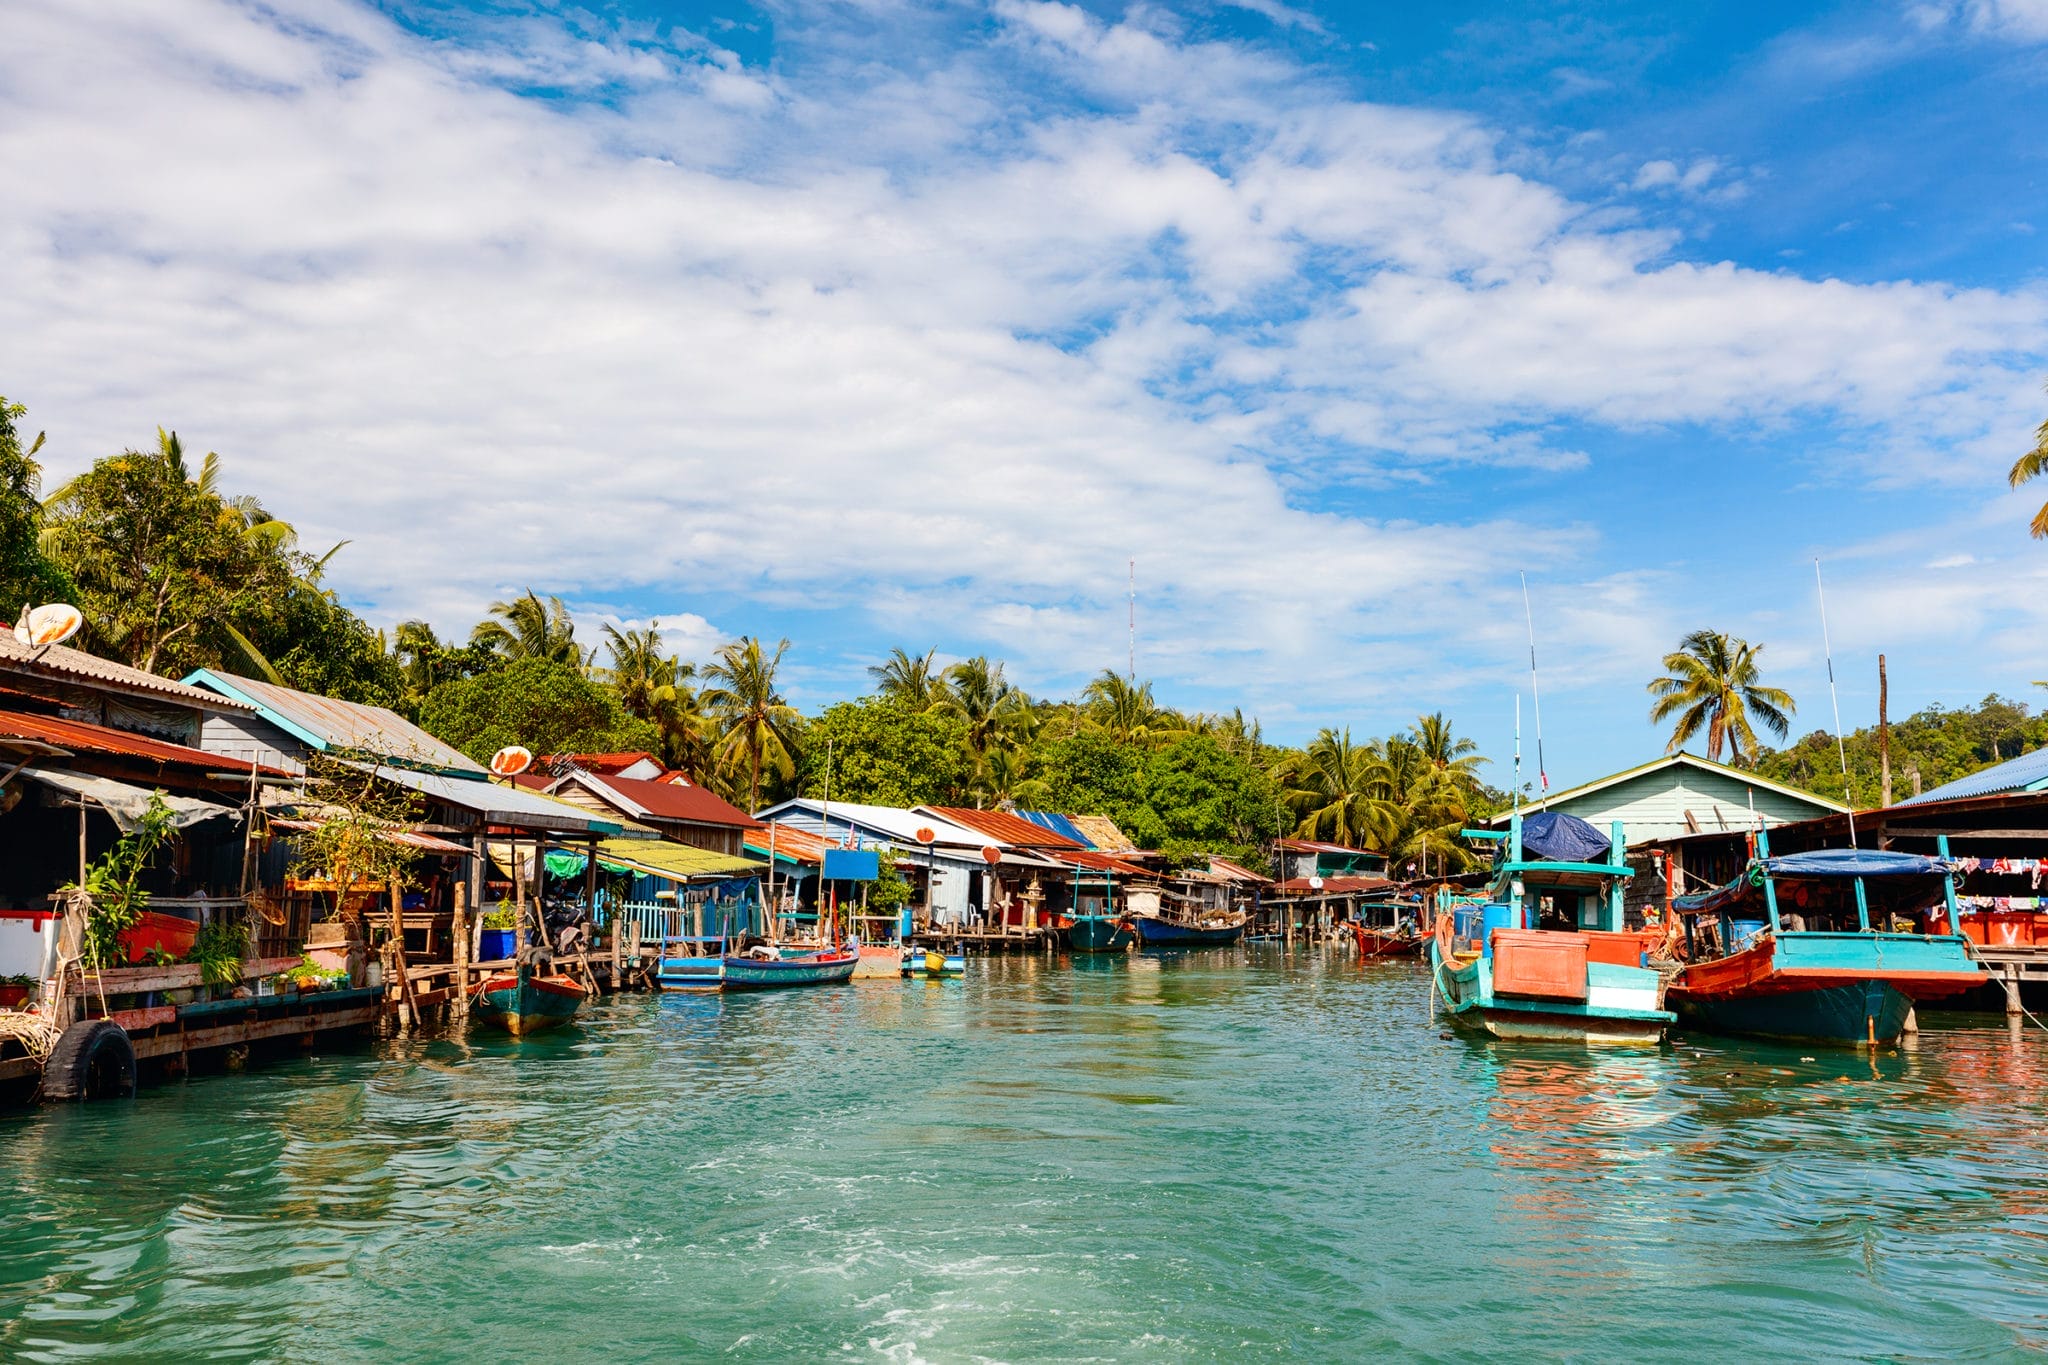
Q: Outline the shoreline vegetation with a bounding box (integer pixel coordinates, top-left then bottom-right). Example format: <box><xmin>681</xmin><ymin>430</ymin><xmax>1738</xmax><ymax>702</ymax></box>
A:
<box><xmin>4</xmin><ymin>397</ymin><xmax>2043</xmax><ymax>865</ymax></box>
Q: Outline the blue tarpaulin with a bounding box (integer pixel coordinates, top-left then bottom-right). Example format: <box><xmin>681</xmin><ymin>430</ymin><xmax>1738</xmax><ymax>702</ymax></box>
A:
<box><xmin>1762</xmin><ymin>849</ymin><xmax>1957</xmax><ymax>878</ymax></box>
<box><xmin>1516</xmin><ymin>811</ymin><xmax>1613</xmax><ymax>864</ymax></box>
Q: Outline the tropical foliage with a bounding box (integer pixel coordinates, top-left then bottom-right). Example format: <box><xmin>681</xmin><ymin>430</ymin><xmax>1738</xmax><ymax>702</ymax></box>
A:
<box><xmin>702</xmin><ymin>636</ymin><xmax>802</xmax><ymax>810</ymax></box>
<box><xmin>1756</xmin><ymin>694</ymin><xmax>2048</xmax><ymax>808</ymax></box>
<box><xmin>1646</xmin><ymin>630</ymin><xmax>1796</xmax><ymax>766</ymax></box>
<box><xmin>419</xmin><ymin>657</ymin><xmax>657</xmax><ymax>763</ymax></box>
<box><xmin>2015</xmin><ymin>379</ymin><xmax>2048</xmax><ymax>540</ymax></box>
<box><xmin>0</xmin><ymin>395</ymin><xmax>75</xmax><ymax>618</ymax></box>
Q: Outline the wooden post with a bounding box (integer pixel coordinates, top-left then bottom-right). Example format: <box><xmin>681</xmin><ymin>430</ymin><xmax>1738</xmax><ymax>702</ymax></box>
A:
<box><xmin>512</xmin><ymin>836</ymin><xmax>528</xmax><ymax>958</ymax></box>
<box><xmin>388</xmin><ymin>881</ymin><xmax>418</xmax><ymax>1028</ymax></box>
<box><xmin>452</xmin><ymin>879</ymin><xmax>470</xmax><ymax>1011</ymax></box>
<box><xmin>1878</xmin><ymin>654</ymin><xmax>1893</xmax><ymax>809</ymax></box>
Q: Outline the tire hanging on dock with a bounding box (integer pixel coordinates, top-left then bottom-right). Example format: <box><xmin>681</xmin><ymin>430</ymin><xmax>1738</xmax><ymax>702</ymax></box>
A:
<box><xmin>40</xmin><ymin>1019</ymin><xmax>137</xmax><ymax>1101</ymax></box>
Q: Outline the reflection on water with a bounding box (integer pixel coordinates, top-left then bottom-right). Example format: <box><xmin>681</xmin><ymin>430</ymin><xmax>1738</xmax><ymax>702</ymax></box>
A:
<box><xmin>3</xmin><ymin>948</ymin><xmax>2048</xmax><ymax>1360</ymax></box>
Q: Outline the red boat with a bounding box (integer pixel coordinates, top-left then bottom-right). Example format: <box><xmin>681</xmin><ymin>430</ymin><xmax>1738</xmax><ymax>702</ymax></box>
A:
<box><xmin>1353</xmin><ymin>923</ymin><xmax>1426</xmax><ymax>957</ymax></box>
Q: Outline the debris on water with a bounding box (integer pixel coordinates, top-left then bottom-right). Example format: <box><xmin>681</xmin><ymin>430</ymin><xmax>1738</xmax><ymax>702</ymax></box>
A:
<box><xmin>1439</xmin><ymin>1032</ymin><xmax>1453</xmax><ymax>1041</ymax></box>
<box><xmin>1801</xmin><ymin>1056</ymin><xmax>1816</xmax><ymax>1063</ymax></box>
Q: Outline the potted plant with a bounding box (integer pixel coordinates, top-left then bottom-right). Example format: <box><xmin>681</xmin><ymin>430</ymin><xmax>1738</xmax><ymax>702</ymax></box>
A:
<box><xmin>274</xmin><ymin>955</ymin><xmax>343</xmax><ymax>994</ymax></box>
<box><xmin>0</xmin><ymin>973</ymin><xmax>36</xmax><ymax>1009</ymax></box>
<box><xmin>478</xmin><ymin>904</ymin><xmax>518</xmax><ymax>962</ymax></box>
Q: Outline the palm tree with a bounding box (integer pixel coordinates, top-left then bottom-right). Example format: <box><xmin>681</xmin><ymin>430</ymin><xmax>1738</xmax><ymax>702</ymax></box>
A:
<box><xmin>602</xmin><ymin>621</ymin><xmax>717</xmax><ymax>776</ymax></box>
<box><xmin>1080</xmin><ymin>671</ymin><xmax>1181</xmax><ymax>746</ymax></box>
<box><xmin>701</xmin><ymin>636</ymin><xmax>801</xmax><ymax>810</ymax></box>
<box><xmin>471</xmin><ymin>590</ymin><xmax>587</xmax><ymax>670</ymax></box>
<box><xmin>2014</xmin><ymin>384</ymin><xmax>2048</xmax><ymax>539</ymax></box>
<box><xmin>1408</xmin><ymin>712</ymin><xmax>1486</xmax><ymax>794</ymax></box>
<box><xmin>869</xmin><ymin>647</ymin><xmax>946</xmax><ymax>709</ymax></box>
<box><xmin>1647</xmin><ymin>630</ymin><xmax>1796</xmax><ymax>765</ymax></box>
<box><xmin>940</xmin><ymin>655</ymin><xmax>1031</xmax><ymax>775</ymax></box>
<box><xmin>1282</xmin><ymin>728</ymin><xmax>1396</xmax><ymax>849</ymax></box>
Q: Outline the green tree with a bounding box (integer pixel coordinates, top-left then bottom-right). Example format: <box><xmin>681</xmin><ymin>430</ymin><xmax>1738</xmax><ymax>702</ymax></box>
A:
<box><xmin>0</xmin><ymin>395</ymin><xmax>75</xmax><ymax>618</ymax></box>
<box><xmin>1646</xmin><ymin>630</ymin><xmax>1796</xmax><ymax>766</ymax></box>
<box><xmin>868</xmin><ymin>647</ymin><xmax>947</xmax><ymax>709</ymax></box>
<box><xmin>601</xmin><ymin>620</ymin><xmax>714</xmax><ymax>776</ymax></box>
<box><xmin>1034</xmin><ymin>729</ymin><xmax>1146</xmax><ymax>821</ymax></box>
<box><xmin>1081</xmin><ymin>671</ymin><xmax>1182</xmax><ymax>746</ymax></box>
<box><xmin>799</xmin><ymin>698</ymin><xmax>970</xmax><ymax>807</ymax></box>
<box><xmin>702</xmin><ymin>636</ymin><xmax>801</xmax><ymax>810</ymax></box>
<box><xmin>419</xmin><ymin>657</ymin><xmax>657</xmax><ymax>763</ymax></box>
<box><xmin>1756</xmin><ymin>693</ymin><xmax>2048</xmax><ymax>807</ymax></box>
<box><xmin>1137</xmin><ymin>734</ymin><xmax>1282</xmax><ymax>866</ymax></box>
<box><xmin>939</xmin><ymin>655</ymin><xmax>1031</xmax><ymax>777</ymax></box>
<box><xmin>470</xmin><ymin>591</ymin><xmax>589</xmax><ymax>670</ymax></box>
<box><xmin>40</xmin><ymin>430</ymin><xmax>296</xmax><ymax>674</ymax></box>
<box><xmin>2015</xmin><ymin>380</ymin><xmax>2048</xmax><ymax>540</ymax></box>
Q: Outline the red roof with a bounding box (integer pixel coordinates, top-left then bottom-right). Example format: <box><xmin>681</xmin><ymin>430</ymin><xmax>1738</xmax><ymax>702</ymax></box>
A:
<box><xmin>0</xmin><ymin>710</ymin><xmax>282</xmax><ymax>775</ymax></box>
<box><xmin>1273</xmin><ymin>875</ymin><xmax>1392</xmax><ymax>895</ymax></box>
<box><xmin>1208</xmin><ymin>857</ymin><xmax>1272</xmax><ymax>885</ymax></box>
<box><xmin>924</xmin><ymin>806</ymin><xmax>1085</xmax><ymax>849</ymax></box>
<box><xmin>569</xmin><ymin>772</ymin><xmax>762</xmax><ymax>829</ymax></box>
<box><xmin>1044</xmin><ymin>848</ymin><xmax>1152</xmax><ymax>876</ymax></box>
<box><xmin>743</xmin><ymin>821</ymin><xmax>836</xmax><ymax>866</ymax></box>
<box><xmin>542</xmin><ymin>751</ymin><xmax>661</xmax><ymax>776</ymax></box>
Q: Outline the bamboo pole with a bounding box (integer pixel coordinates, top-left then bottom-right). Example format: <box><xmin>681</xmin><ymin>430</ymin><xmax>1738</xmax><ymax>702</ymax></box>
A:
<box><xmin>388</xmin><ymin>881</ymin><xmax>419</xmax><ymax>1028</ymax></box>
<box><xmin>452</xmin><ymin>879</ymin><xmax>470</xmax><ymax>1012</ymax></box>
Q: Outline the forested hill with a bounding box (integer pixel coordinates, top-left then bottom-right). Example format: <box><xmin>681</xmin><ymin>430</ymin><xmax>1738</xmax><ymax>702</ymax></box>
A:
<box><xmin>1755</xmin><ymin>693</ymin><xmax>2048</xmax><ymax>809</ymax></box>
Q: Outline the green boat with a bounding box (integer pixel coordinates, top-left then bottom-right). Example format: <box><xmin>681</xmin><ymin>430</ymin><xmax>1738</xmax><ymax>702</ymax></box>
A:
<box><xmin>471</xmin><ymin>965</ymin><xmax>588</xmax><ymax>1035</ymax></box>
<box><xmin>1065</xmin><ymin>914</ymin><xmax>1133</xmax><ymax>953</ymax></box>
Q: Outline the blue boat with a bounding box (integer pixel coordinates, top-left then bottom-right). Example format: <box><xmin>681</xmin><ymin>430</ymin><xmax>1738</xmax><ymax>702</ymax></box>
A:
<box><xmin>902</xmin><ymin>946</ymin><xmax>967</xmax><ymax>976</ymax></box>
<box><xmin>1428</xmin><ymin>811</ymin><xmax>1674</xmax><ymax>1045</ymax></box>
<box><xmin>657</xmin><ymin>935</ymin><xmax>732</xmax><ymax>991</ymax></box>
<box><xmin>1133</xmin><ymin>911</ymin><xmax>1249</xmax><ymax>947</ymax></box>
<box><xmin>1666</xmin><ymin>833</ymin><xmax>1984</xmax><ymax>1046</ymax></box>
<box><xmin>720</xmin><ymin>937</ymin><xmax>860</xmax><ymax>990</ymax></box>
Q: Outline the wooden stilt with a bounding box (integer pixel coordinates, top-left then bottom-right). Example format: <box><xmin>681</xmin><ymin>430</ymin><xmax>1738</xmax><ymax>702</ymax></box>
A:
<box><xmin>452</xmin><ymin>880</ymin><xmax>470</xmax><ymax>1014</ymax></box>
<box><xmin>388</xmin><ymin>882</ymin><xmax>419</xmax><ymax>1029</ymax></box>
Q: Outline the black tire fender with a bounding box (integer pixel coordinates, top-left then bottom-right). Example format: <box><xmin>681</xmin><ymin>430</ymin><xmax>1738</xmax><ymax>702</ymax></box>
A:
<box><xmin>41</xmin><ymin>1019</ymin><xmax>137</xmax><ymax>1101</ymax></box>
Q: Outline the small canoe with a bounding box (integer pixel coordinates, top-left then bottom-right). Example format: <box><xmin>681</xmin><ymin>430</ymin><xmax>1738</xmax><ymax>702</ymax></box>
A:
<box><xmin>472</xmin><ymin>968</ymin><xmax>588</xmax><ymax>1035</ymax></box>
<box><xmin>721</xmin><ymin>939</ymin><xmax>860</xmax><ymax>990</ymax></box>
<box><xmin>1133</xmin><ymin>913</ymin><xmax>1248</xmax><ymax>947</ymax></box>
<box><xmin>1066</xmin><ymin>915</ymin><xmax>1133</xmax><ymax>953</ymax></box>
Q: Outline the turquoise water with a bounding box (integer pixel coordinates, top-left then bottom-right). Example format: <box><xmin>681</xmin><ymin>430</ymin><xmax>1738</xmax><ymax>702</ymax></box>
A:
<box><xmin>4</xmin><ymin>947</ymin><xmax>2048</xmax><ymax>1361</ymax></box>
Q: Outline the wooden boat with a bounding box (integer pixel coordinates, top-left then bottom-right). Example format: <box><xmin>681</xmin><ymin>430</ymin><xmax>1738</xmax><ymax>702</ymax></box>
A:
<box><xmin>1133</xmin><ymin>910</ymin><xmax>1249</xmax><ymax>947</ymax></box>
<box><xmin>657</xmin><ymin>935</ymin><xmax>730</xmax><ymax>991</ymax></box>
<box><xmin>1065</xmin><ymin>914</ymin><xmax>1134</xmax><ymax>953</ymax></box>
<box><xmin>1428</xmin><ymin>811</ymin><xmax>1674</xmax><ymax>1046</ymax></box>
<box><xmin>903</xmin><ymin>946</ymin><xmax>967</xmax><ymax>976</ymax></box>
<box><xmin>472</xmin><ymin>965</ymin><xmax>588</xmax><ymax>1035</ymax></box>
<box><xmin>1666</xmin><ymin>836</ymin><xmax>1983</xmax><ymax>1046</ymax></box>
<box><xmin>1353</xmin><ymin>924</ymin><xmax>1426</xmax><ymax>957</ymax></box>
<box><xmin>720</xmin><ymin>937</ymin><xmax>860</xmax><ymax>990</ymax></box>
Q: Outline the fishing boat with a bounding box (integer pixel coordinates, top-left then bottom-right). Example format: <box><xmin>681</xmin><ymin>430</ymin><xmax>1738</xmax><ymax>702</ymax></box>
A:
<box><xmin>1133</xmin><ymin>909</ymin><xmax>1249</xmax><ymax>947</ymax></box>
<box><xmin>471</xmin><ymin>965</ymin><xmax>589</xmax><ymax>1035</ymax></box>
<box><xmin>1665</xmin><ymin>834</ymin><xmax>1984</xmax><ymax>1046</ymax></box>
<box><xmin>720</xmin><ymin>937</ymin><xmax>861</xmax><ymax>990</ymax></box>
<box><xmin>656</xmin><ymin>935</ymin><xmax>731</xmax><ymax>991</ymax></box>
<box><xmin>1428</xmin><ymin>811</ymin><xmax>1674</xmax><ymax>1045</ymax></box>
<box><xmin>1065</xmin><ymin>914</ymin><xmax>1134</xmax><ymax>952</ymax></box>
<box><xmin>903</xmin><ymin>945</ymin><xmax>967</xmax><ymax>976</ymax></box>
<box><xmin>1350</xmin><ymin>896</ymin><xmax>1426</xmax><ymax>957</ymax></box>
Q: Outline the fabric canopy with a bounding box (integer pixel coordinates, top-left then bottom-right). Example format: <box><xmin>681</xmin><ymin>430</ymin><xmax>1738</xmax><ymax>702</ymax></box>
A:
<box><xmin>21</xmin><ymin>767</ymin><xmax>238</xmax><ymax>832</ymax></box>
<box><xmin>1517</xmin><ymin>811</ymin><xmax>1613</xmax><ymax>864</ymax></box>
<box><xmin>1763</xmin><ymin>849</ymin><xmax>1957</xmax><ymax>879</ymax></box>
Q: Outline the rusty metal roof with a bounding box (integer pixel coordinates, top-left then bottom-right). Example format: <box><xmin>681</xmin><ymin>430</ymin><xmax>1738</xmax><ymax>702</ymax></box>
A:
<box><xmin>0</xmin><ymin>709</ymin><xmax>280</xmax><ymax>775</ymax></box>
<box><xmin>184</xmin><ymin>669</ymin><xmax>484</xmax><ymax>774</ymax></box>
<box><xmin>1207</xmin><ymin>856</ymin><xmax>1272</xmax><ymax>885</ymax></box>
<box><xmin>1276</xmin><ymin>836</ymin><xmax>1383</xmax><ymax>857</ymax></box>
<box><xmin>556</xmin><ymin>772</ymin><xmax>763</xmax><ymax>830</ymax></box>
<box><xmin>920</xmin><ymin>806</ymin><xmax>1086</xmax><ymax>849</ymax></box>
<box><xmin>0</xmin><ymin>636</ymin><xmax>253</xmax><ymax>711</ymax></box>
<box><xmin>744</xmin><ymin>821</ymin><xmax>837</xmax><ymax>866</ymax></box>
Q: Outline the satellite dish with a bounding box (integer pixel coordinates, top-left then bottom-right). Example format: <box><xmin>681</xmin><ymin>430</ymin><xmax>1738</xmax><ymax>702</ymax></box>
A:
<box><xmin>14</xmin><ymin>603</ymin><xmax>83</xmax><ymax>650</ymax></box>
<box><xmin>981</xmin><ymin>845</ymin><xmax>1002</xmax><ymax>865</ymax></box>
<box><xmin>915</xmin><ymin>827</ymin><xmax>936</xmax><ymax>845</ymax></box>
<box><xmin>490</xmin><ymin>745</ymin><xmax>534</xmax><ymax>777</ymax></box>
<box><xmin>1309</xmin><ymin>875</ymin><xmax>1325</xmax><ymax>891</ymax></box>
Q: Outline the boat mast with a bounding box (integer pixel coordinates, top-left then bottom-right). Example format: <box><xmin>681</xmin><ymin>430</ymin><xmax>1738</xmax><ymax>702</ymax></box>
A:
<box><xmin>1521</xmin><ymin>574</ymin><xmax>1549</xmax><ymax>796</ymax></box>
<box><xmin>1814</xmin><ymin>559</ymin><xmax>1859</xmax><ymax>850</ymax></box>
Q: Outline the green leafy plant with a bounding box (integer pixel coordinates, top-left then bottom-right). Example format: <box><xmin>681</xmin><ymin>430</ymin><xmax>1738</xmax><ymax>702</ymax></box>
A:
<box><xmin>187</xmin><ymin>920</ymin><xmax>250</xmax><ymax>988</ymax></box>
<box><xmin>143</xmin><ymin>945</ymin><xmax>178</xmax><ymax>967</ymax></box>
<box><xmin>480</xmin><ymin>904</ymin><xmax>518</xmax><ymax>931</ymax></box>
<box><xmin>62</xmin><ymin>793</ymin><xmax>177</xmax><ymax>968</ymax></box>
<box><xmin>0</xmin><ymin>973</ymin><xmax>37</xmax><ymax>988</ymax></box>
<box><xmin>275</xmin><ymin>954</ymin><xmax>342</xmax><ymax>989</ymax></box>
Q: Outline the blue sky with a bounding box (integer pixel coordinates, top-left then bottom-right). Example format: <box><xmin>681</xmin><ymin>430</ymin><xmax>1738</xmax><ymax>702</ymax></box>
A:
<box><xmin>2</xmin><ymin>0</ymin><xmax>2045</xmax><ymax>791</ymax></box>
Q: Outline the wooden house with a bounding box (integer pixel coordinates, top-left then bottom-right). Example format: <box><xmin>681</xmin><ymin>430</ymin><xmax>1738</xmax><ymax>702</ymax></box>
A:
<box><xmin>542</xmin><ymin>770</ymin><xmax>761</xmax><ymax>857</ymax></box>
<box><xmin>1484</xmin><ymin>752</ymin><xmax>1846</xmax><ymax>847</ymax></box>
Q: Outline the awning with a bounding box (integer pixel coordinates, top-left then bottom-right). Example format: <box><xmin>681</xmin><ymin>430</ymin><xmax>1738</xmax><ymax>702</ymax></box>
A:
<box><xmin>21</xmin><ymin>767</ymin><xmax>239</xmax><ymax>832</ymax></box>
<box><xmin>266</xmin><ymin>816</ymin><xmax>470</xmax><ymax>856</ymax></box>
<box><xmin>588</xmin><ymin>838</ymin><xmax>762</xmax><ymax>883</ymax></box>
<box><xmin>344</xmin><ymin>760</ymin><xmax>622</xmax><ymax>835</ymax></box>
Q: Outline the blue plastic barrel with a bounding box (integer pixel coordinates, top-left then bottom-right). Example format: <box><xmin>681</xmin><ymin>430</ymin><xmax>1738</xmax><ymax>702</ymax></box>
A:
<box><xmin>1453</xmin><ymin>903</ymin><xmax>1484</xmax><ymax>942</ymax></box>
<box><xmin>1480</xmin><ymin>902</ymin><xmax>1521</xmax><ymax>957</ymax></box>
<box><xmin>1726</xmin><ymin>917</ymin><xmax>1767</xmax><ymax>950</ymax></box>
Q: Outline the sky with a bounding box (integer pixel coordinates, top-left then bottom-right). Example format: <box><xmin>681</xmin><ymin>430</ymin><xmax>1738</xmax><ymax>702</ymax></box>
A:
<box><xmin>2</xmin><ymin>0</ymin><xmax>2045</xmax><ymax>791</ymax></box>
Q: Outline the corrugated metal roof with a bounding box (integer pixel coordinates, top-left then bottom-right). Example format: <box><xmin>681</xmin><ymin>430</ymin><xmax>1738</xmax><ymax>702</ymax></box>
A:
<box><xmin>1900</xmin><ymin>746</ymin><xmax>2048</xmax><ymax>806</ymax></box>
<box><xmin>265</xmin><ymin>817</ymin><xmax>471</xmax><ymax>855</ymax></box>
<box><xmin>0</xmin><ymin>709</ymin><xmax>279</xmax><ymax>774</ymax></box>
<box><xmin>1207</xmin><ymin>856</ymin><xmax>1271</xmax><ymax>885</ymax></box>
<box><xmin>1276</xmin><ymin>836</ymin><xmax>1383</xmax><ymax>857</ymax></box>
<box><xmin>346</xmin><ymin>762</ymin><xmax>622</xmax><ymax>834</ymax></box>
<box><xmin>1016</xmin><ymin>809</ymin><xmax>1094</xmax><ymax>847</ymax></box>
<box><xmin>922</xmin><ymin>806</ymin><xmax>1086</xmax><ymax>849</ymax></box>
<box><xmin>754</xmin><ymin>799</ymin><xmax>987</xmax><ymax>850</ymax></box>
<box><xmin>184</xmin><ymin>669</ymin><xmax>485</xmax><ymax>774</ymax></box>
<box><xmin>0</xmin><ymin>636</ymin><xmax>253</xmax><ymax>710</ymax></box>
<box><xmin>589</xmin><ymin>837</ymin><xmax>761</xmax><ymax>881</ymax></box>
<box><xmin>1273</xmin><ymin>875</ymin><xmax>1392</xmax><ymax>895</ymax></box>
<box><xmin>743</xmin><ymin>821</ymin><xmax>837</xmax><ymax>866</ymax></box>
<box><xmin>559</xmin><ymin>773</ymin><xmax>762</xmax><ymax>829</ymax></box>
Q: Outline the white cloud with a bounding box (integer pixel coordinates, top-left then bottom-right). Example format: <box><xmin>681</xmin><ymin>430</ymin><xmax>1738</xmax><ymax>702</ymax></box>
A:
<box><xmin>0</xmin><ymin>0</ymin><xmax>2042</xmax><ymax>741</ymax></box>
<box><xmin>1917</xmin><ymin>0</ymin><xmax>2048</xmax><ymax>41</ymax></box>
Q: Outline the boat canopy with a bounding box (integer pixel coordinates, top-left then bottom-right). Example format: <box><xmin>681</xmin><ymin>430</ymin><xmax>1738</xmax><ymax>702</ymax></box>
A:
<box><xmin>1757</xmin><ymin>849</ymin><xmax>1957</xmax><ymax>879</ymax></box>
<box><xmin>1674</xmin><ymin>847</ymin><xmax>1959</xmax><ymax>917</ymax></box>
<box><xmin>1514</xmin><ymin>811</ymin><xmax>1612</xmax><ymax>864</ymax></box>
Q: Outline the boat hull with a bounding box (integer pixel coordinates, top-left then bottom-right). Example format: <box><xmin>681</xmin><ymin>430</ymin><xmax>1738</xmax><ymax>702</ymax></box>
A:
<box><xmin>1428</xmin><ymin>926</ymin><xmax>1672</xmax><ymax>1047</ymax></box>
<box><xmin>472</xmin><ymin>971</ymin><xmax>587</xmax><ymax>1035</ymax></box>
<box><xmin>720</xmin><ymin>945</ymin><xmax>859</xmax><ymax>990</ymax></box>
<box><xmin>657</xmin><ymin>954</ymin><xmax>724</xmax><ymax>991</ymax></box>
<box><xmin>1133</xmin><ymin>915</ymin><xmax>1247</xmax><ymax>947</ymax></box>
<box><xmin>1668</xmin><ymin>932</ymin><xmax>1983</xmax><ymax>1046</ymax></box>
<box><xmin>853</xmin><ymin>945</ymin><xmax>904</xmax><ymax>979</ymax></box>
<box><xmin>1354</xmin><ymin>926</ymin><xmax>1426</xmax><ymax>958</ymax></box>
<box><xmin>1066</xmin><ymin>916</ymin><xmax>1133</xmax><ymax>952</ymax></box>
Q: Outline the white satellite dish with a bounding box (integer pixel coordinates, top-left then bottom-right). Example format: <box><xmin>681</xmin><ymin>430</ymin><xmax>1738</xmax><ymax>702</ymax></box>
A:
<box><xmin>1309</xmin><ymin>875</ymin><xmax>1325</xmax><ymax>891</ymax></box>
<box><xmin>490</xmin><ymin>745</ymin><xmax>534</xmax><ymax>777</ymax></box>
<box><xmin>14</xmin><ymin>603</ymin><xmax>83</xmax><ymax>651</ymax></box>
